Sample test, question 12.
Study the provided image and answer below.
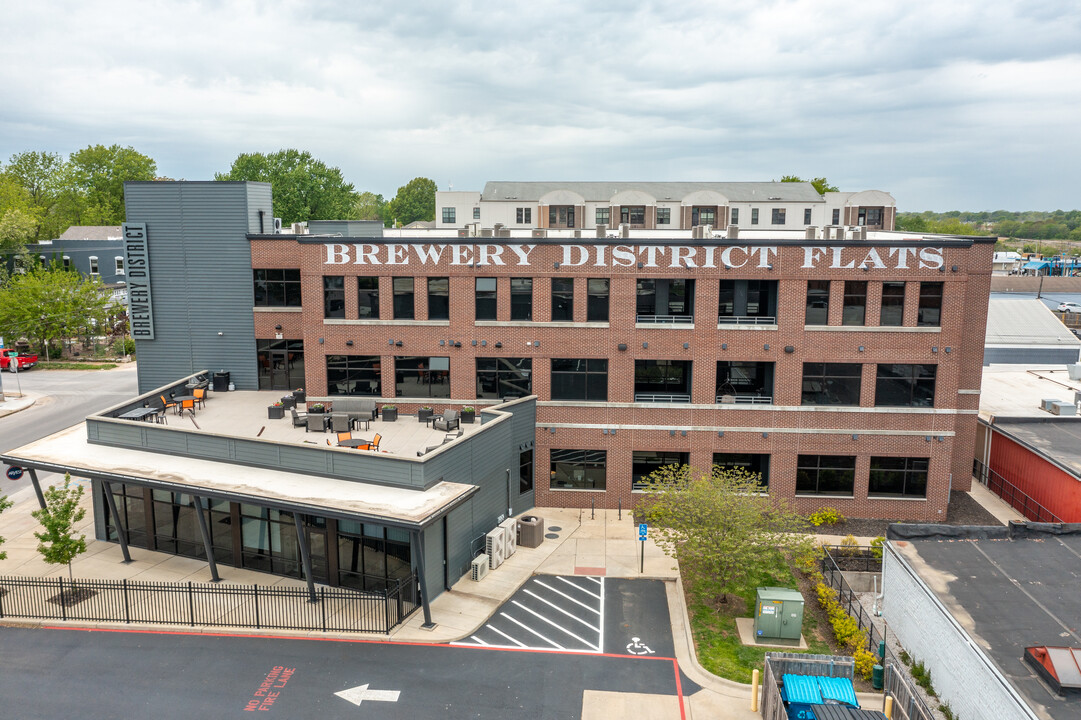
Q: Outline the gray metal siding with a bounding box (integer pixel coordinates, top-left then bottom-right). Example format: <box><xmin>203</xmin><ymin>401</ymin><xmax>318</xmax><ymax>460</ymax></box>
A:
<box><xmin>421</xmin><ymin>524</ymin><xmax>445</xmax><ymax>597</ymax></box>
<box><xmin>983</xmin><ymin>346</ymin><xmax>1081</xmax><ymax>366</ymax></box>
<box><xmin>124</xmin><ymin>182</ymin><xmax>268</xmax><ymax>394</ymax></box>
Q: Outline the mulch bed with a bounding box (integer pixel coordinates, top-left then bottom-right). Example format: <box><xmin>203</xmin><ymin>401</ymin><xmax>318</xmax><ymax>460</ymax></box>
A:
<box><xmin>809</xmin><ymin>491</ymin><xmax>1004</xmax><ymax>538</ymax></box>
<box><xmin>46</xmin><ymin>587</ymin><xmax>98</xmax><ymax>607</ymax></box>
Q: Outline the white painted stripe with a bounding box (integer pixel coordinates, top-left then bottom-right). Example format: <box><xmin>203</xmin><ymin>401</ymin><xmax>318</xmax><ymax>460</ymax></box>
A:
<box><xmin>500</xmin><ymin>612</ymin><xmax>565</xmax><ymax>649</ymax></box>
<box><xmin>533</xmin><ymin>580</ymin><xmax>601</xmax><ymax>615</ymax></box>
<box><xmin>469</xmin><ymin>635</ymin><xmax>489</xmax><ymax>646</ymax></box>
<box><xmin>558</xmin><ymin>575</ymin><xmax>601</xmax><ymax>600</ymax></box>
<box><xmin>511</xmin><ymin>601</ymin><xmax>600</xmax><ymax>650</ymax></box>
<box><xmin>585</xmin><ymin>576</ymin><xmax>602</xmax><ymax>586</ymax></box>
<box><xmin>486</xmin><ymin>624</ymin><xmax>527</xmax><ymax>648</ymax></box>
<box><xmin>522</xmin><ymin>589</ymin><xmax>600</xmax><ymax>631</ymax></box>
<box><xmin>598</xmin><ymin>577</ymin><xmax>606</xmax><ymax>654</ymax></box>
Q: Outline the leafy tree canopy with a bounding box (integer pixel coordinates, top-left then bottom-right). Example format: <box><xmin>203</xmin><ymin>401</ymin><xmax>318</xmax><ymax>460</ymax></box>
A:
<box><xmin>69</xmin><ymin>144</ymin><xmax>157</xmax><ymax>225</ymax></box>
<box><xmin>215</xmin><ymin>149</ymin><xmax>357</xmax><ymax>225</ymax></box>
<box><xmin>0</xmin><ymin>493</ymin><xmax>12</xmax><ymax>561</ymax></box>
<box><xmin>780</xmin><ymin>175</ymin><xmax>839</xmax><ymax>195</ymax></box>
<box><xmin>639</xmin><ymin>464</ymin><xmax>809</xmax><ymax>604</ymax></box>
<box><xmin>0</xmin><ymin>262</ymin><xmax>112</xmax><ymax>357</ymax></box>
<box><xmin>385</xmin><ymin>177</ymin><xmax>437</xmax><ymax>226</ymax></box>
<box><xmin>31</xmin><ymin>473</ymin><xmax>87</xmax><ymax>580</ymax></box>
<box><xmin>349</xmin><ymin>191</ymin><xmax>387</xmax><ymax>223</ymax></box>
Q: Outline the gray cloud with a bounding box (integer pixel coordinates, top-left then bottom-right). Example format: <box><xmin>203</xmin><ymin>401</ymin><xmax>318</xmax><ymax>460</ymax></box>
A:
<box><xmin>0</xmin><ymin>0</ymin><xmax>1078</xmax><ymax>210</ymax></box>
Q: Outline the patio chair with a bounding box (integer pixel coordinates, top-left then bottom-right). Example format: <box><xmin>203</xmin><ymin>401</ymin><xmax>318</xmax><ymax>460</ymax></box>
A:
<box><xmin>154</xmin><ymin>406</ymin><xmax>168</xmax><ymax>425</ymax></box>
<box><xmin>358</xmin><ymin>433</ymin><xmax>382</xmax><ymax>451</ymax></box>
<box><xmin>433</xmin><ymin>410</ymin><xmax>460</xmax><ymax>432</ymax></box>
<box><xmin>160</xmin><ymin>395</ymin><xmax>178</xmax><ymax>415</ymax></box>
<box><xmin>291</xmin><ymin>408</ymin><xmax>307</xmax><ymax>427</ymax></box>
<box><xmin>193</xmin><ymin>388</ymin><xmax>207</xmax><ymax>409</ymax></box>
<box><xmin>306</xmin><ymin>415</ymin><xmax>327</xmax><ymax>433</ymax></box>
<box><xmin>357</xmin><ymin>398</ymin><xmax>377</xmax><ymax>420</ymax></box>
<box><xmin>336</xmin><ymin>432</ymin><xmax>352</xmax><ymax>443</ymax></box>
<box><xmin>330</xmin><ymin>413</ymin><xmax>350</xmax><ymax>433</ymax></box>
<box><xmin>180</xmin><ymin>399</ymin><xmax>196</xmax><ymax>418</ymax></box>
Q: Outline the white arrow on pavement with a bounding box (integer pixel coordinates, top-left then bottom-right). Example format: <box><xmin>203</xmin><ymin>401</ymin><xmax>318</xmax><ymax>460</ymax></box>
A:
<box><xmin>335</xmin><ymin>683</ymin><xmax>401</xmax><ymax>706</ymax></box>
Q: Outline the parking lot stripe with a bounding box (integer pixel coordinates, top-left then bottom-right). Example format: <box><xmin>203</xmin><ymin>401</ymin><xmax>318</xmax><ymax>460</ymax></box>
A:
<box><xmin>469</xmin><ymin>635</ymin><xmax>489</xmax><ymax>646</ymax></box>
<box><xmin>487</xmin><ymin>625</ymin><xmax>528</xmax><ymax>648</ymax></box>
<box><xmin>500</xmin><ymin>612</ymin><xmax>565</xmax><ymax>649</ymax></box>
<box><xmin>533</xmin><ymin>579</ymin><xmax>601</xmax><ymax>614</ymax></box>
<box><xmin>511</xmin><ymin>601</ymin><xmax>599</xmax><ymax>650</ymax></box>
<box><xmin>557</xmin><ymin>575</ymin><xmax>601</xmax><ymax>600</ymax></box>
<box><xmin>522</xmin><ymin>588</ymin><xmax>600</xmax><ymax>631</ymax></box>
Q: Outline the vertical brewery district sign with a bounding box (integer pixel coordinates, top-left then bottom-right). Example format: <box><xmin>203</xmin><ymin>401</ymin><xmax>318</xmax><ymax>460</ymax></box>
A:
<box><xmin>122</xmin><ymin>223</ymin><xmax>154</xmax><ymax>340</ymax></box>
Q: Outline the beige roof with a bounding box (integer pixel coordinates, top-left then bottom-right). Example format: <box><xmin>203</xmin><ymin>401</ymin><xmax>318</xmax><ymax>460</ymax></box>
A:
<box><xmin>985</xmin><ymin>297</ymin><xmax>1081</xmax><ymax>347</ymax></box>
<box><xmin>58</xmin><ymin>225</ymin><xmax>122</xmax><ymax>241</ymax></box>
<box><xmin>980</xmin><ymin>365</ymin><xmax>1081</xmax><ymax>421</ymax></box>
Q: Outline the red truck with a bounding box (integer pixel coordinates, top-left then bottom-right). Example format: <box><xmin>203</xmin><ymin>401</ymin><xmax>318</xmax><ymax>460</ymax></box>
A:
<box><xmin>0</xmin><ymin>348</ymin><xmax>38</xmax><ymax>372</ymax></box>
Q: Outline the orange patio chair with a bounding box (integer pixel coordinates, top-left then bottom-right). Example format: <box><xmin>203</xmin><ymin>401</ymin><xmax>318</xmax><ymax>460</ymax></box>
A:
<box><xmin>337</xmin><ymin>432</ymin><xmax>352</xmax><ymax>443</ymax></box>
<box><xmin>359</xmin><ymin>433</ymin><xmax>382</xmax><ymax>451</ymax></box>
<box><xmin>193</xmin><ymin>388</ymin><xmax>207</xmax><ymax>409</ymax></box>
<box><xmin>180</xmin><ymin>398</ymin><xmax>196</xmax><ymax>417</ymax></box>
<box><xmin>160</xmin><ymin>395</ymin><xmax>178</xmax><ymax>415</ymax></box>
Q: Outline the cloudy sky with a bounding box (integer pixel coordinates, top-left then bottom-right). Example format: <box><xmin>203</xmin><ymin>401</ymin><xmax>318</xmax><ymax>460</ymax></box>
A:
<box><xmin>1</xmin><ymin>0</ymin><xmax>1078</xmax><ymax>211</ymax></box>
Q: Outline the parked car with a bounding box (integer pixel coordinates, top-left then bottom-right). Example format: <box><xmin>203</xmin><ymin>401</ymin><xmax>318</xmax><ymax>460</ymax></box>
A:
<box><xmin>0</xmin><ymin>348</ymin><xmax>38</xmax><ymax>372</ymax></box>
<box><xmin>1057</xmin><ymin>302</ymin><xmax>1081</xmax><ymax>313</ymax></box>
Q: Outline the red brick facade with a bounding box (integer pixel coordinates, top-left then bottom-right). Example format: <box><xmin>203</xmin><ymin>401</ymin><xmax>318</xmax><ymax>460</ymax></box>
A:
<box><xmin>250</xmin><ymin>236</ymin><xmax>993</xmax><ymax>520</ymax></box>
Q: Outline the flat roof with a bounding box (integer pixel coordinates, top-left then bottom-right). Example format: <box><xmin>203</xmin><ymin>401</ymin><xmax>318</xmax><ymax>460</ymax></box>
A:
<box><xmin>2</xmin><ymin>421</ymin><xmax>476</xmax><ymax>528</ymax></box>
<box><xmin>979</xmin><ymin>366</ymin><xmax>1081</xmax><ymax>421</ymax></box>
<box><xmin>991</xmin><ymin>418</ymin><xmax>1081</xmax><ymax>478</ymax></box>
<box><xmin>893</xmin><ymin>535</ymin><xmax>1081</xmax><ymax>719</ymax></box>
<box><xmin>985</xmin><ymin>296</ymin><xmax>1081</xmax><ymax>348</ymax></box>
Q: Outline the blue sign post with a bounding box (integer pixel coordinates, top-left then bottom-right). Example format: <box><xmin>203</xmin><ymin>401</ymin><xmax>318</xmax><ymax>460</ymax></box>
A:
<box><xmin>638</xmin><ymin>523</ymin><xmax>647</xmax><ymax>572</ymax></box>
<box><xmin>6</xmin><ymin>466</ymin><xmax>24</xmax><ymax>481</ymax></box>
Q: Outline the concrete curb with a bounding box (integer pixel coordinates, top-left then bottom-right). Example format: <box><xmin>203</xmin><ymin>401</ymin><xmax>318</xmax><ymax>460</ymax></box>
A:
<box><xmin>666</xmin><ymin>577</ymin><xmax>755</xmax><ymax>693</ymax></box>
<box><xmin>0</xmin><ymin>392</ymin><xmax>39</xmax><ymax>419</ymax></box>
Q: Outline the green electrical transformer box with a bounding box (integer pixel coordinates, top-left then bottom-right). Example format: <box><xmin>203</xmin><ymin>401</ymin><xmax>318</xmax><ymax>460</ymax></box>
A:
<box><xmin>754</xmin><ymin>587</ymin><xmax>805</xmax><ymax>641</ymax></box>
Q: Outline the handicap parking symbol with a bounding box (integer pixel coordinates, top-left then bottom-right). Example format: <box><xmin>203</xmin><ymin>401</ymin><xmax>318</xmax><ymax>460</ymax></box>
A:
<box><xmin>626</xmin><ymin>637</ymin><xmax>655</xmax><ymax>655</ymax></box>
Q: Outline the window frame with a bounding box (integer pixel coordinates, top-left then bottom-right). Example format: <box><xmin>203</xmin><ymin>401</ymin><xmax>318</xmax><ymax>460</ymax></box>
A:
<box><xmin>510</xmin><ymin>277</ymin><xmax>533</xmax><ymax>321</ymax></box>
<box><xmin>475</xmin><ymin>277</ymin><xmax>497</xmax><ymax>320</ymax></box>
<box><xmin>326</xmin><ymin>355</ymin><xmax>381</xmax><ymax>396</ymax></box>
<box><xmin>392</xmin><ymin>277</ymin><xmax>415</xmax><ymax>320</ymax></box>
<box><xmin>918</xmin><ymin>282</ymin><xmax>943</xmax><ymax>327</ymax></box>
<box><xmin>796</xmin><ymin>455</ymin><xmax>856</xmax><ymax>496</ymax></box>
<box><xmin>515</xmin><ymin>207</ymin><xmax>532</xmax><ymax>224</ymax></box>
<box><xmin>323</xmin><ymin>275</ymin><xmax>345</xmax><ymax>319</ymax></box>
<box><xmin>476</xmin><ymin>357</ymin><xmax>532</xmax><ymax>400</ymax></box>
<box><xmin>842</xmin><ymin>280</ymin><xmax>867</xmax><ymax>326</ymax></box>
<box><xmin>550</xmin><ymin>358</ymin><xmax>608</xmax><ymax>401</ymax></box>
<box><xmin>880</xmin><ymin>282</ymin><xmax>905</xmax><ymax>326</ymax></box>
<box><xmin>551</xmin><ymin>277</ymin><xmax>574</xmax><ymax>321</ymax></box>
<box><xmin>394</xmin><ymin>356</ymin><xmax>450</xmax><ymax>398</ymax></box>
<box><xmin>802</xmin><ymin>362</ymin><xmax>863</xmax><ymax>406</ymax></box>
<box><xmin>805</xmin><ymin>280</ymin><xmax>830</xmax><ymax>325</ymax></box>
<box><xmin>731</xmin><ymin>208</ymin><xmax>739</xmax><ymax>225</ymax></box>
<box><xmin>874</xmin><ymin>364</ymin><xmax>937</xmax><ymax>407</ymax></box>
<box><xmin>426</xmin><ymin>277</ymin><xmax>449</xmax><ymax>320</ymax></box>
<box><xmin>713</xmin><ymin>452</ymin><xmax>770</xmax><ymax>491</ymax></box>
<box><xmin>804</xmin><ymin>208</ymin><xmax>812</xmax><ymax>225</ymax></box>
<box><xmin>586</xmin><ymin>278</ymin><xmax>609</xmax><ymax>322</ymax></box>
<box><xmin>656</xmin><ymin>207</ymin><xmax>672</xmax><ymax>225</ymax></box>
<box><xmin>868</xmin><ymin>456</ymin><xmax>929</xmax><ymax>498</ymax></box>
<box><xmin>441</xmin><ymin>207</ymin><xmax>456</xmax><ymax>224</ymax></box>
<box><xmin>549</xmin><ymin>449</ymin><xmax>606</xmax><ymax>491</ymax></box>
<box><xmin>751</xmin><ymin>208</ymin><xmax>759</xmax><ymax>225</ymax></box>
<box><xmin>632</xmin><ymin>450</ymin><xmax>689</xmax><ymax>491</ymax></box>
<box><xmin>254</xmin><ymin>269</ymin><xmax>303</xmax><ymax>308</ymax></box>
<box><xmin>771</xmin><ymin>208</ymin><xmax>785</xmax><ymax>225</ymax></box>
<box><xmin>595</xmin><ymin>207</ymin><xmax>610</xmax><ymax>225</ymax></box>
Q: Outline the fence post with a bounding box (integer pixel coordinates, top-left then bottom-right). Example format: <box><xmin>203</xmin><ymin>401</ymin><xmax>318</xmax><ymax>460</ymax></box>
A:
<box><xmin>254</xmin><ymin>585</ymin><xmax>260</xmax><ymax>629</ymax></box>
<box><xmin>59</xmin><ymin>577</ymin><xmax>67</xmax><ymax>622</ymax></box>
<box><xmin>384</xmin><ymin>584</ymin><xmax>391</xmax><ymax>634</ymax></box>
<box><xmin>320</xmin><ymin>587</ymin><xmax>326</xmax><ymax>632</ymax></box>
<box><xmin>188</xmin><ymin>581</ymin><xmax>195</xmax><ymax>626</ymax></box>
<box><xmin>124</xmin><ymin>579</ymin><xmax>130</xmax><ymax>624</ymax></box>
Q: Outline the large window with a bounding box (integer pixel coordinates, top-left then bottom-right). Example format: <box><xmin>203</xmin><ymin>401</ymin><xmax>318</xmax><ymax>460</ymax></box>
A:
<box><xmin>395</xmin><ymin>356</ymin><xmax>450</xmax><ymax>398</ymax></box>
<box><xmin>358</xmin><ymin>277</ymin><xmax>379</xmax><ymax>318</ymax></box>
<box><xmin>751</xmin><ymin>208</ymin><xmax>759</xmax><ymax>225</ymax></box>
<box><xmin>805</xmin><ymin>280</ymin><xmax>830</xmax><ymax>325</ymax></box>
<box><xmin>832</xmin><ymin>209</ymin><xmax>840</xmax><ymax>225</ymax></box>
<box><xmin>475</xmin><ymin>277</ymin><xmax>497</xmax><ymax>320</ymax></box>
<box><xmin>520</xmin><ymin>449</ymin><xmax>534</xmax><ymax>495</ymax></box>
<box><xmin>516</xmin><ymin>207</ymin><xmax>531</xmax><ymax>224</ymax></box>
<box><xmin>869</xmin><ymin>457</ymin><xmax>928</xmax><ymax>498</ymax></box>
<box><xmin>476</xmin><ymin>358</ymin><xmax>532</xmax><ymax>399</ymax></box>
<box><xmin>551</xmin><ymin>359</ymin><xmax>607</xmax><ymax>401</ymax></box>
<box><xmin>719</xmin><ymin>279</ymin><xmax>777</xmax><ymax>324</ymax></box>
<box><xmin>257</xmin><ymin>339</ymin><xmax>305</xmax><ymax>391</ymax></box>
<box><xmin>716</xmin><ymin>361</ymin><xmax>774</xmax><ymax>403</ymax></box>
<box><xmin>337</xmin><ymin>520</ymin><xmax>411</xmax><ymax>592</ymax></box>
<box><xmin>634</xmin><ymin>360</ymin><xmax>692</xmax><ymax>402</ymax></box>
<box><xmin>691</xmin><ymin>206</ymin><xmax>715</xmax><ymax>226</ymax></box>
<box><xmin>327</xmin><ymin>355</ymin><xmax>381</xmax><ymax>396</ymax></box>
<box><xmin>802</xmin><ymin>363</ymin><xmax>862</xmax><ymax>405</ymax></box>
<box><xmin>713</xmin><ymin>453</ymin><xmax>770</xmax><ymax>491</ymax></box>
<box><xmin>511</xmin><ymin>278</ymin><xmax>532</xmax><ymax>320</ymax></box>
<box><xmin>842</xmin><ymin>281</ymin><xmax>867</xmax><ymax>326</ymax></box>
<box><xmin>549</xmin><ymin>206</ymin><xmax>576</xmax><ymax>228</ymax></box>
<box><xmin>392</xmin><ymin>277</ymin><xmax>414</xmax><ymax>320</ymax></box>
<box><xmin>427</xmin><ymin>277</ymin><xmax>449</xmax><ymax>320</ymax></box>
<box><xmin>859</xmin><ymin>207</ymin><xmax>884</xmax><ymax>227</ymax></box>
<box><xmin>772</xmin><ymin>208</ymin><xmax>786</xmax><ymax>225</ymax></box>
<box><xmin>796</xmin><ymin>455</ymin><xmax>856</xmax><ymax>496</ymax></box>
<box><xmin>636</xmin><ymin>279</ymin><xmax>695</xmax><ymax>322</ymax></box>
<box><xmin>880</xmin><ymin>282</ymin><xmax>905</xmax><ymax>326</ymax></box>
<box><xmin>804</xmin><ymin>208</ymin><xmax>812</xmax><ymax>225</ymax></box>
<box><xmin>551</xmin><ymin>278</ymin><xmax>574</xmax><ymax>321</ymax></box>
<box><xmin>875</xmin><ymin>364</ymin><xmax>936</xmax><ymax>407</ymax></box>
<box><xmin>657</xmin><ymin>208</ymin><xmax>672</xmax><ymax>225</ymax></box>
<box><xmin>254</xmin><ymin>269</ymin><xmax>302</xmax><ymax>307</ymax></box>
<box><xmin>240</xmin><ymin>504</ymin><xmax>309</xmax><ymax>577</ymax></box>
<box><xmin>103</xmin><ymin>483</ymin><xmax>148</xmax><ymax>548</ymax></box>
<box><xmin>323</xmin><ymin>275</ymin><xmax>345</xmax><ymax>319</ymax></box>
<box><xmin>596</xmin><ymin>207</ymin><xmax>609</xmax><ymax>225</ymax></box>
<box><xmin>441</xmin><ymin>207</ymin><xmax>455</xmax><ymax>223</ymax></box>
<box><xmin>632</xmin><ymin>451</ymin><xmax>689</xmax><ymax>491</ymax></box>
<box><xmin>620</xmin><ymin>206</ymin><xmax>645</xmax><ymax>226</ymax></box>
<box><xmin>918</xmin><ymin>282</ymin><xmax>943</xmax><ymax>327</ymax></box>
<box><xmin>550</xmin><ymin>449</ymin><xmax>606</xmax><ymax>491</ymax></box>
<box><xmin>587</xmin><ymin>279</ymin><xmax>609</xmax><ymax>322</ymax></box>
<box><xmin>731</xmin><ymin>208</ymin><xmax>739</xmax><ymax>225</ymax></box>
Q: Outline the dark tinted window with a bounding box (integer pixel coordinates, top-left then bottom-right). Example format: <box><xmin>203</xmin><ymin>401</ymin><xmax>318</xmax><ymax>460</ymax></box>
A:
<box><xmin>880</xmin><ymin>282</ymin><xmax>905</xmax><ymax>326</ymax></box>
<box><xmin>551</xmin><ymin>278</ymin><xmax>573</xmax><ymax>321</ymax></box>
<box><xmin>869</xmin><ymin>457</ymin><xmax>928</xmax><ymax>497</ymax></box>
<box><xmin>392</xmin><ymin>277</ymin><xmax>414</xmax><ymax>320</ymax></box>
<box><xmin>323</xmin><ymin>276</ymin><xmax>345</xmax><ymax>319</ymax></box>
<box><xmin>802</xmin><ymin>363</ymin><xmax>862</xmax><ymax>405</ymax></box>
<box><xmin>427</xmin><ymin>277</ymin><xmax>449</xmax><ymax>320</ymax></box>
<box><xmin>843</xmin><ymin>281</ymin><xmax>867</xmax><ymax>326</ymax></box>
<box><xmin>806</xmin><ymin>280</ymin><xmax>830</xmax><ymax>325</ymax></box>
<box><xmin>253</xmin><ymin>269</ymin><xmax>301</xmax><ymax>307</ymax></box>
<box><xmin>357</xmin><ymin>277</ymin><xmax>379</xmax><ymax>318</ymax></box>
<box><xmin>587</xmin><ymin>279</ymin><xmax>609</xmax><ymax>322</ymax></box>
<box><xmin>918</xmin><ymin>282</ymin><xmax>943</xmax><ymax>327</ymax></box>
<box><xmin>551</xmin><ymin>359</ymin><xmax>607</xmax><ymax>401</ymax></box>
<box><xmin>511</xmin><ymin>278</ymin><xmax>532</xmax><ymax>321</ymax></box>
<box><xmin>875</xmin><ymin>364</ymin><xmax>936</xmax><ymax>407</ymax></box>
<box><xmin>476</xmin><ymin>358</ymin><xmax>532</xmax><ymax>399</ymax></box>
<box><xmin>796</xmin><ymin>455</ymin><xmax>856</xmax><ymax>496</ymax></box>
<box><xmin>475</xmin><ymin>277</ymin><xmax>497</xmax><ymax>320</ymax></box>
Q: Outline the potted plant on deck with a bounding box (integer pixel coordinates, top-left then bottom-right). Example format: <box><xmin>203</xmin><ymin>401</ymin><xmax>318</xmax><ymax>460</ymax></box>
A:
<box><xmin>461</xmin><ymin>406</ymin><xmax>476</xmax><ymax>424</ymax></box>
<box><xmin>417</xmin><ymin>406</ymin><xmax>433</xmax><ymax>423</ymax></box>
<box><xmin>382</xmin><ymin>405</ymin><xmax>398</xmax><ymax>422</ymax></box>
<box><xmin>293</xmin><ymin>387</ymin><xmax>305</xmax><ymax>403</ymax></box>
<box><xmin>308</xmin><ymin>403</ymin><xmax>326</xmax><ymax>414</ymax></box>
<box><xmin>267</xmin><ymin>401</ymin><xmax>285</xmax><ymax>420</ymax></box>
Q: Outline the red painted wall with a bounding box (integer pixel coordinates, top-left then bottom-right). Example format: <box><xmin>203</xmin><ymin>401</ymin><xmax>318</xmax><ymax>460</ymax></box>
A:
<box><xmin>990</xmin><ymin>431</ymin><xmax>1081</xmax><ymax>522</ymax></box>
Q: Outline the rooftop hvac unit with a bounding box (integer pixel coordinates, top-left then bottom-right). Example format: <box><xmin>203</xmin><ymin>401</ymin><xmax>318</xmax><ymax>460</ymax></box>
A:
<box><xmin>486</xmin><ymin>528</ymin><xmax>506</xmax><ymax>569</ymax></box>
<box><xmin>273</xmin><ymin>217</ymin><xmax>283</xmax><ymax>233</ymax></box>
<box><xmin>1075</xmin><ymin>391</ymin><xmax>1081</xmax><ymax>405</ymax></box>
<box><xmin>1050</xmin><ymin>401</ymin><xmax>1076</xmax><ymax>416</ymax></box>
<box><xmin>1042</xmin><ymin>398</ymin><xmax>1061</xmax><ymax>412</ymax></box>
<box><xmin>471</xmin><ymin>554</ymin><xmax>489</xmax><ymax>581</ymax></box>
<box><xmin>500</xmin><ymin>518</ymin><xmax>519</xmax><ymax>557</ymax></box>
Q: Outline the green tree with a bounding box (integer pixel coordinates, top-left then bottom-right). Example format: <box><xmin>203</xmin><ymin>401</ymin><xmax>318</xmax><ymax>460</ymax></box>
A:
<box><xmin>215</xmin><ymin>149</ymin><xmax>357</xmax><ymax>224</ymax></box>
<box><xmin>2</xmin><ymin>151</ymin><xmax>74</xmax><ymax>240</ymax></box>
<box><xmin>0</xmin><ymin>493</ymin><xmax>12</xmax><ymax>560</ymax></box>
<box><xmin>640</xmin><ymin>464</ymin><xmax>808</xmax><ymax>604</ymax></box>
<box><xmin>32</xmin><ymin>474</ymin><xmax>87</xmax><ymax>580</ymax></box>
<box><xmin>349</xmin><ymin>191</ymin><xmax>387</xmax><ymax>222</ymax></box>
<box><xmin>385</xmin><ymin>177</ymin><xmax>437</xmax><ymax>226</ymax></box>
<box><xmin>69</xmin><ymin>144</ymin><xmax>157</xmax><ymax>224</ymax></box>
<box><xmin>780</xmin><ymin>175</ymin><xmax>839</xmax><ymax>195</ymax></box>
<box><xmin>0</xmin><ymin>262</ymin><xmax>112</xmax><ymax>359</ymax></box>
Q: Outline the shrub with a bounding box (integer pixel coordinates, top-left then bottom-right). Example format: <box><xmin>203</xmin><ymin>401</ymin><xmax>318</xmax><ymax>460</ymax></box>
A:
<box><xmin>809</xmin><ymin>568</ymin><xmax>873</xmax><ymax>680</ymax></box>
<box><xmin>808</xmin><ymin>507</ymin><xmax>845</xmax><ymax>526</ymax></box>
<box><xmin>870</xmin><ymin>536</ymin><xmax>885</xmax><ymax>559</ymax></box>
<box><xmin>113</xmin><ymin>337</ymin><xmax>136</xmax><ymax>356</ymax></box>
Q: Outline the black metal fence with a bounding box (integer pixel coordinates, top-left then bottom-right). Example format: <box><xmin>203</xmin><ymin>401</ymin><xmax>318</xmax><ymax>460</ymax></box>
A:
<box><xmin>819</xmin><ymin>548</ymin><xmax>935</xmax><ymax>720</ymax></box>
<box><xmin>973</xmin><ymin>458</ymin><xmax>1063</xmax><ymax>523</ymax></box>
<box><xmin>0</xmin><ymin>573</ymin><xmax>419</xmax><ymax>635</ymax></box>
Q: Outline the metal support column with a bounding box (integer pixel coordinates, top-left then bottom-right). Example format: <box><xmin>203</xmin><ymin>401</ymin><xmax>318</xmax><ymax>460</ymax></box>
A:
<box><xmin>27</xmin><ymin>468</ymin><xmax>47</xmax><ymax>510</ymax></box>
<box><xmin>294</xmin><ymin>513</ymin><xmax>317</xmax><ymax>603</ymax></box>
<box><xmin>101</xmin><ymin>480</ymin><xmax>132</xmax><ymax>563</ymax></box>
<box><xmin>190</xmin><ymin>495</ymin><xmax>221</xmax><ymax>582</ymax></box>
<box><xmin>412</xmin><ymin>530</ymin><xmax>435</xmax><ymax>629</ymax></box>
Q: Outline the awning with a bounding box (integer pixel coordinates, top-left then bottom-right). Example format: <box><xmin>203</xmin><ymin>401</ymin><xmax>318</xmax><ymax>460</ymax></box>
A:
<box><xmin>1023</xmin><ymin>260</ymin><xmax>1051</xmax><ymax>270</ymax></box>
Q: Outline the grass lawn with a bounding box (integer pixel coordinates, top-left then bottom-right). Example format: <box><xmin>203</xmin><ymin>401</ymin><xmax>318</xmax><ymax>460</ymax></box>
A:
<box><xmin>37</xmin><ymin>362</ymin><xmax>118</xmax><ymax>370</ymax></box>
<box><xmin>686</xmin><ymin>548</ymin><xmax>831</xmax><ymax>683</ymax></box>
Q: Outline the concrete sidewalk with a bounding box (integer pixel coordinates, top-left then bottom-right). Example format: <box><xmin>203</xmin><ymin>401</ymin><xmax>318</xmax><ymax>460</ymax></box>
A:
<box><xmin>0</xmin><ymin>390</ymin><xmax>38</xmax><ymax>418</ymax></box>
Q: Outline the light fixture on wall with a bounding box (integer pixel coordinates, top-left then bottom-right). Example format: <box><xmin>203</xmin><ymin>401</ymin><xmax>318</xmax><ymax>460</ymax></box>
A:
<box><xmin>642</xmin><ymin>342</ymin><xmax>648</xmax><ymax>349</ymax></box>
<box><xmin>395</xmin><ymin>340</ymin><xmax>403</xmax><ymax>347</ymax></box>
<box><xmin>274</xmin><ymin>324</ymin><xmax>282</xmax><ymax>330</ymax></box>
<box><xmin>858</xmin><ymin>346</ymin><xmax>865</xmax><ymax>352</ymax></box>
<box><xmin>346</xmin><ymin>340</ymin><xmax>353</xmax><ymax>346</ymax></box>
<box><xmin>494</xmin><ymin>342</ymin><xmax>502</xmax><ymax>348</ymax></box>
<box><xmin>763</xmin><ymin>344</ymin><xmax>770</xmax><ymax>351</ymax></box>
<box><xmin>717</xmin><ymin>431</ymin><xmax>724</xmax><ymax>437</ymax></box>
<box><xmin>852</xmin><ymin>434</ymin><xmax>859</xmax><ymax>440</ymax></box>
<box><xmin>784</xmin><ymin>346</ymin><xmax>795</xmax><ymax>353</ymax></box>
<box><xmin>471</xmin><ymin>340</ymin><xmax>477</xmax><ymax>346</ymax></box>
<box><xmin>669</xmin><ymin>430</ymin><xmax>676</xmax><ymax>436</ymax></box>
<box><xmin>762</xmin><ymin>432</ymin><xmax>769</xmax><ymax>439</ymax></box>
<box><xmin>318</xmin><ymin>337</ymin><xmax>324</xmax><ymax>344</ymax></box>
<box><xmin>932</xmin><ymin>346</ymin><xmax>939</xmax><ymax>353</ymax></box>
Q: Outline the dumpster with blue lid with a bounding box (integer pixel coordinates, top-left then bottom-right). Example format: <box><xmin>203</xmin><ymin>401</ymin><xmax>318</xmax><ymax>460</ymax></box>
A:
<box><xmin>780</xmin><ymin>674</ymin><xmax>859</xmax><ymax>720</ymax></box>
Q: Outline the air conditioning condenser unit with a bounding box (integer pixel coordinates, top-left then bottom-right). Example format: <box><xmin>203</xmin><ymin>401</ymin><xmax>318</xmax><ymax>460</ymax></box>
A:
<box><xmin>500</xmin><ymin>518</ymin><xmax>518</xmax><ymax>557</ymax></box>
<box><xmin>471</xmin><ymin>554</ymin><xmax>489</xmax><ymax>581</ymax></box>
<box><xmin>486</xmin><ymin>528</ymin><xmax>506</xmax><ymax>569</ymax></box>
